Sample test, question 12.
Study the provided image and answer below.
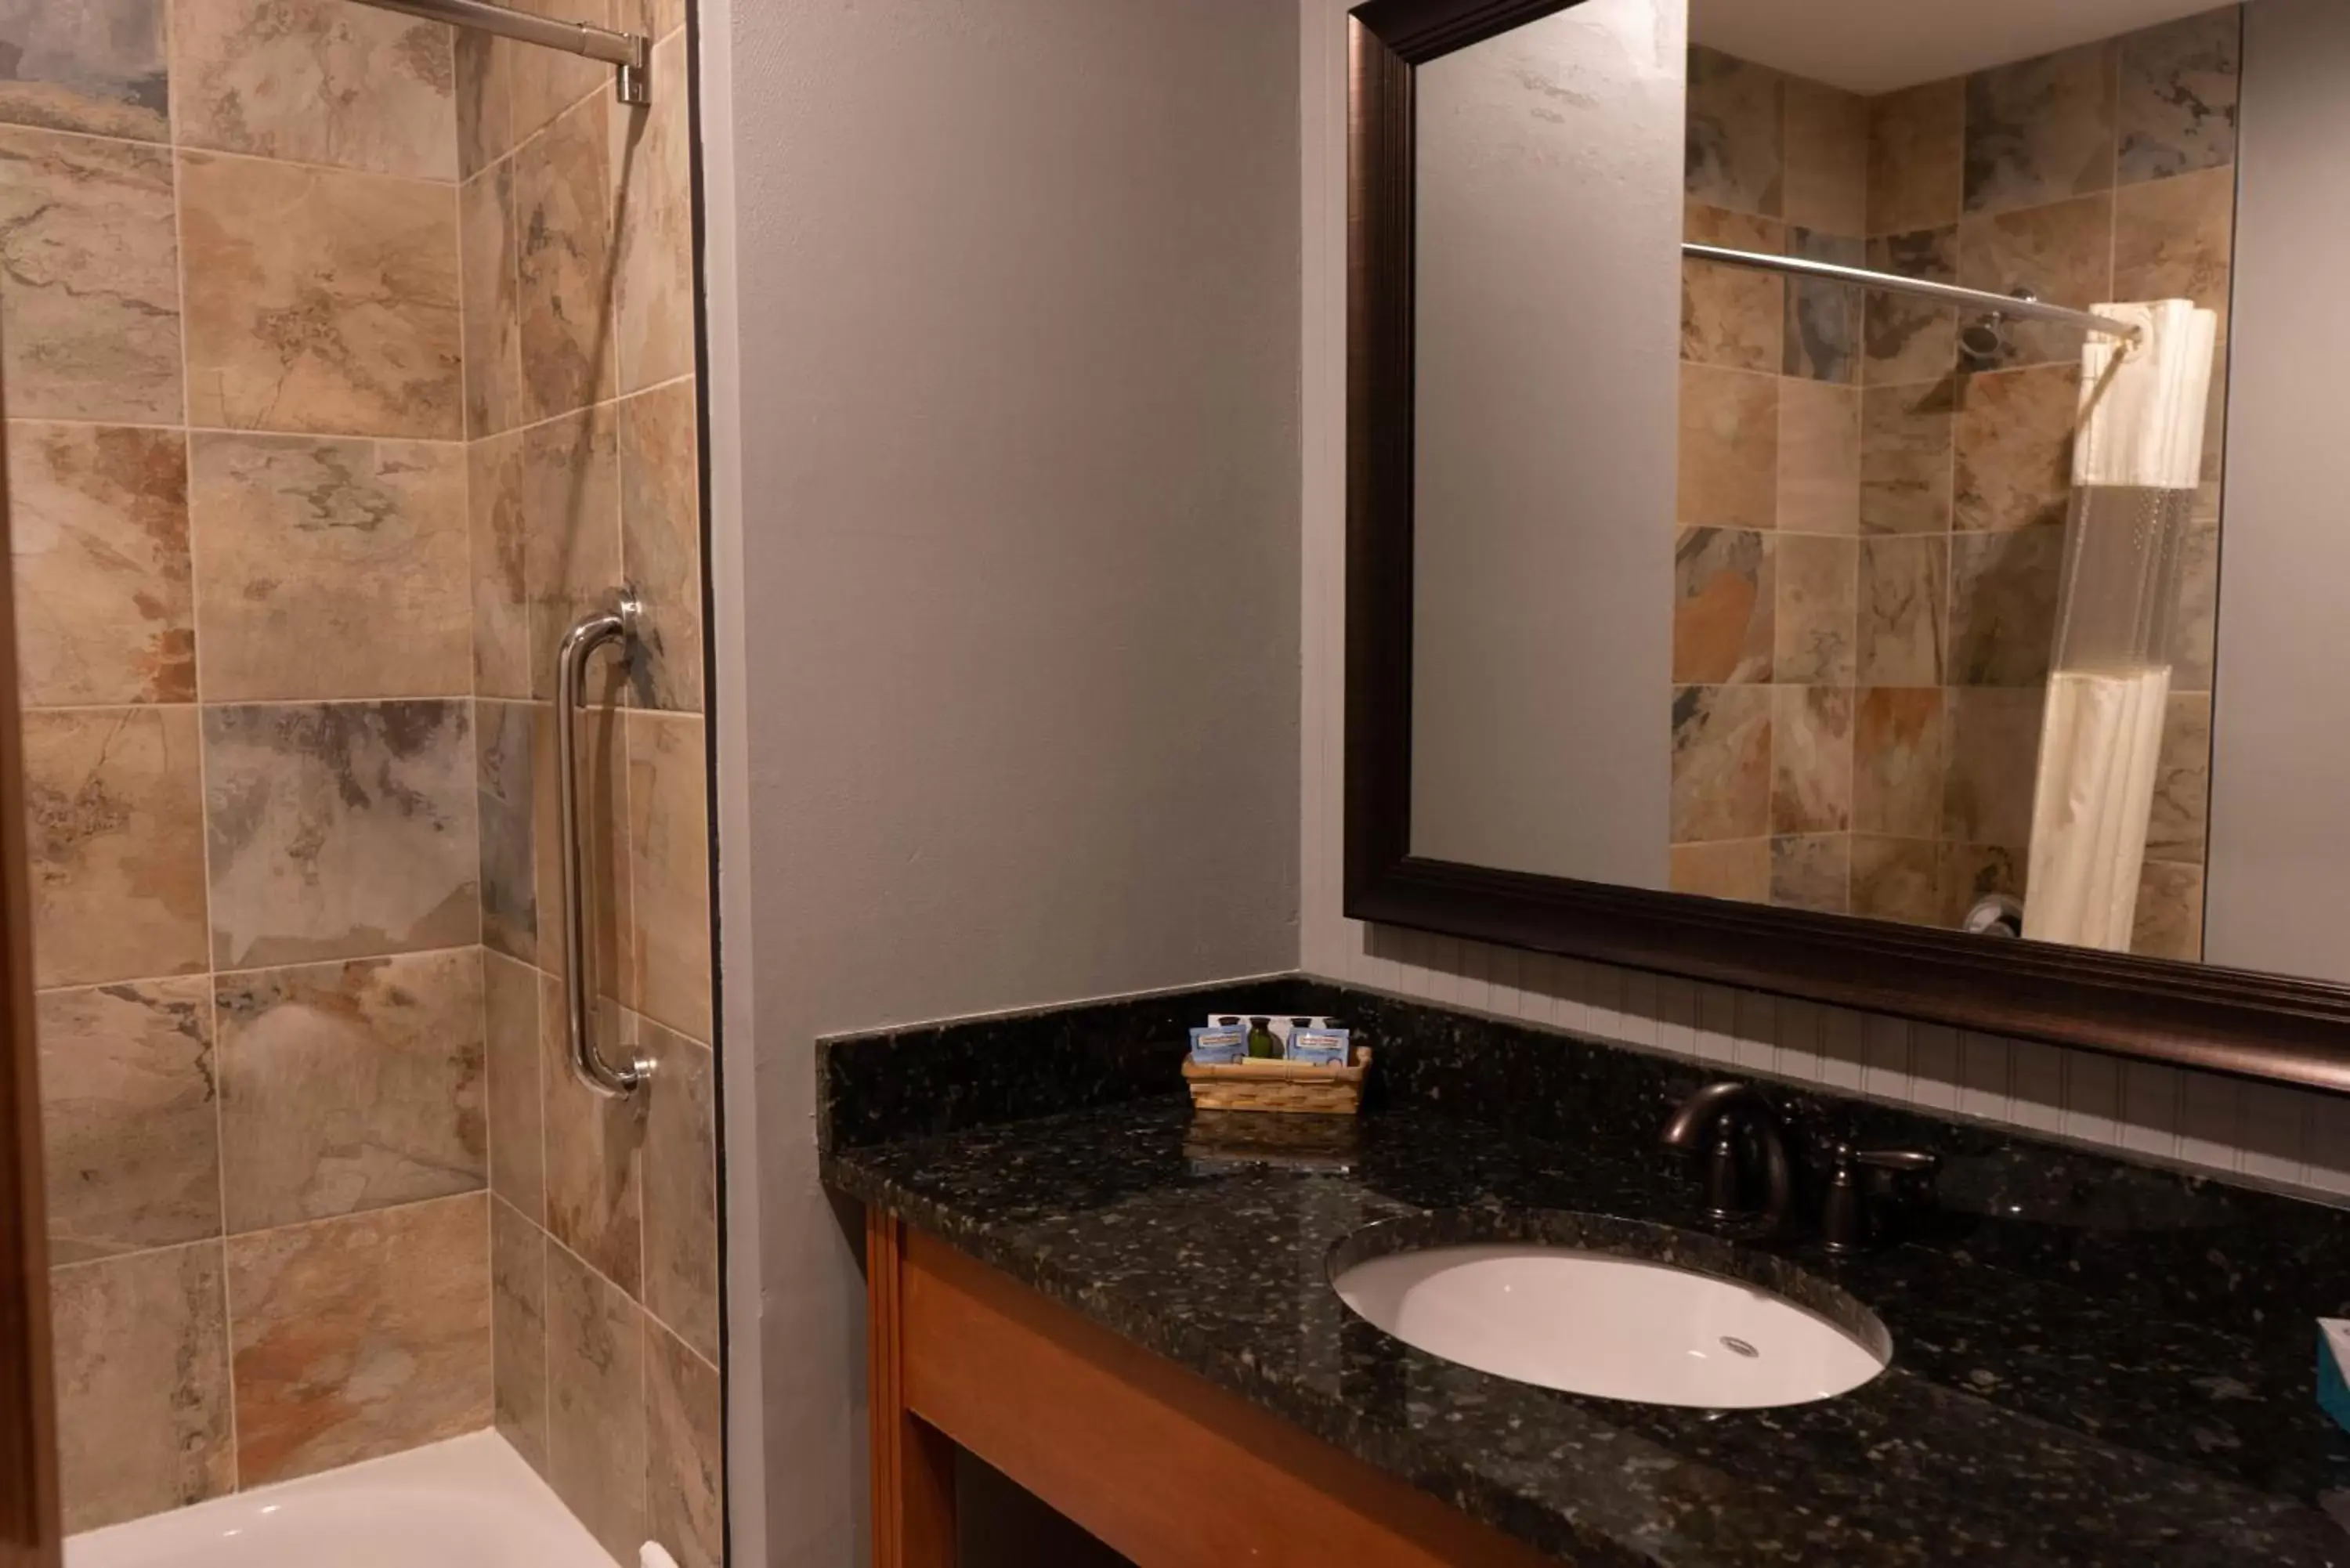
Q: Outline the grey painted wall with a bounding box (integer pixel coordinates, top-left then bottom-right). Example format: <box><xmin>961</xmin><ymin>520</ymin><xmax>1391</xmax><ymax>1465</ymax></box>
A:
<box><xmin>1408</xmin><ymin>0</ymin><xmax>1681</xmax><ymax>884</ymax></box>
<box><xmin>2204</xmin><ymin>0</ymin><xmax>2350</xmax><ymax>982</ymax></box>
<box><xmin>701</xmin><ymin>2</ymin><xmax>1302</xmax><ymax>1562</ymax></box>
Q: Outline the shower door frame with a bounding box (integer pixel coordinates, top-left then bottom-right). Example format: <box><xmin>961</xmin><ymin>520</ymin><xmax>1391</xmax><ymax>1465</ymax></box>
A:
<box><xmin>0</xmin><ymin>367</ymin><xmax>63</xmax><ymax>1564</ymax></box>
<box><xmin>1343</xmin><ymin>0</ymin><xmax>2350</xmax><ymax>1097</ymax></box>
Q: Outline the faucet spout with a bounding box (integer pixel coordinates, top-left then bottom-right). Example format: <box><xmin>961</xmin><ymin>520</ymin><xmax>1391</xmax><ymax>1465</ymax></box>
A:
<box><xmin>1660</xmin><ymin>1079</ymin><xmax>1764</xmax><ymax>1151</ymax></box>
<box><xmin>1661</xmin><ymin>1081</ymin><xmax>1795</xmax><ymax>1234</ymax></box>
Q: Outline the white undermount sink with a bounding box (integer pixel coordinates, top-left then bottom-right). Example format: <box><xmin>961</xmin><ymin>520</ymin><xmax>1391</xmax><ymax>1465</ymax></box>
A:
<box><xmin>1332</xmin><ymin>1242</ymin><xmax>1889</xmax><ymax>1409</ymax></box>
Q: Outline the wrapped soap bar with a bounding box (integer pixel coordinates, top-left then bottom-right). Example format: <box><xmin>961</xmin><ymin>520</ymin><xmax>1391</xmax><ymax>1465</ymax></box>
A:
<box><xmin>1188</xmin><ymin>1023</ymin><xmax>1246</xmax><ymax>1065</ymax></box>
<box><xmin>1287</xmin><ymin>1020</ymin><xmax>1350</xmax><ymax>1066</ymax></box>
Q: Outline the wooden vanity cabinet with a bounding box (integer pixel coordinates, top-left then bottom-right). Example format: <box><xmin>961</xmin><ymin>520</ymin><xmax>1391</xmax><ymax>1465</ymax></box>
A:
<box><xmin>865</xmin><ymin>1211</ymin><xmax>1560</xmax><ymax>1568</ymax></box>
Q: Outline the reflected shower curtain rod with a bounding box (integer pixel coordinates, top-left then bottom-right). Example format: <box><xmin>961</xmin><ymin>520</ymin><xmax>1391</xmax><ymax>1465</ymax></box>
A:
<box><xmin>1683</xmin><ymin>243</ymin><xmax>2144</xmax><ymax>345</ymax></box>
<box><xmin>350</xmin><ymin>0</ymin><xmax>651</xmax><ymax>103</ymax></box>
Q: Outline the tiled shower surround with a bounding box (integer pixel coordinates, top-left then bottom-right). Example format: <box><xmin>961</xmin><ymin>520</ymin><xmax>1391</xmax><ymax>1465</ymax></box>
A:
<box><xmin>0</xmin><ymin>1</ymin><xmax>718</xmax><ymax>1560</ymax></box>
<box><xmin>1669</xmin><ymin>8</ymin><xmax>2237</xmax><ymax>959</ymax></box>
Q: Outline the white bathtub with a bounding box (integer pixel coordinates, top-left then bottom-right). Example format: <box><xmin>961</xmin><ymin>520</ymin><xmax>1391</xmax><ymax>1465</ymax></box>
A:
<box><xmin>65</xmin><ymin>1432</ymin><xmax>616</xmax><ymax>1568</ymax></box>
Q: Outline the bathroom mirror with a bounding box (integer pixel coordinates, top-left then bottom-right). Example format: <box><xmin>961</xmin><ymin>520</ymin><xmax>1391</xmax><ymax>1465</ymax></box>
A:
<box><xmin>1347</xmin><ymin>0</ymin><xmax>2350</xmax><ymax>1088</ymax></box>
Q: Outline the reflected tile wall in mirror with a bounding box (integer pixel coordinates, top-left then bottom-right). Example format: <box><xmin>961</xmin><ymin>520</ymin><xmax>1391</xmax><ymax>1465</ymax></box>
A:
<box><xmin>1670</xmin><ymin>9</ymin><xmax>2238</xmax><ymax>959</ymax></box>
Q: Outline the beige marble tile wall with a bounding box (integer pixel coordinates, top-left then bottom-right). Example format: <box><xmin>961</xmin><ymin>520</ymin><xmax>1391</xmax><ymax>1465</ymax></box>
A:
<box><xmin>1670</xmin><ymin>8</ymin><xmax>2238</xmax><ymax>957</ymax></box>
<box><xmin>1854</xmin><ymin>6</ymin><xmax>2236</xmax><ymax>959</ymax></box>
<box><xmin>2</xmin><ymin>0</ymin><xmax>484</xmax><ymax>1530</ymax></box>
<box><xmin>460</xmin><ymin>1</ymin><xmax>718</xmax><ymax>1563</ymax></box>
<box><xmin>0</xmin><ymin>1</ymin><xmax>718</xmax><ymax>1559</ymax></box>
<box><xmin>1672</xmin><ymin>50</ymin><xmax>1869</xmax><ymax>916</ymax></box>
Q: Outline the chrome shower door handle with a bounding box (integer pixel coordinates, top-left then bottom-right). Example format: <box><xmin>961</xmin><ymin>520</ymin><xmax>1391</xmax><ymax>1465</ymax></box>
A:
<box><xmin>556</xmin><ymin>596</ymin><xmax>653</xmax><ymax>1097</ymax></box>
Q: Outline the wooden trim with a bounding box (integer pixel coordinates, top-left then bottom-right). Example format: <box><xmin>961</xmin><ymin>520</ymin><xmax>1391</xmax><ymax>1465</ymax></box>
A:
<box><xmin>1343</xmin><ymin>13</ymin><xmax>1415</xmax><ymax>906</ymax></box>
<box><xmin>896</xmin><ymin>1226</ymin><xmax>1558</xmax><ymax>1568</ymax></box>
<box><xmin>1350</xmin><ymin>858</ymin><xmax>2350</xmax><ymax>1089</ymax></box>
<box><xmin>1350</xmin><ymin>0</ymin><xmax>1584</xmax><ymax>63</ymax></box>
<box><xmin>866</xmin><ymin>1210</ymin><xmax>956</xmax><ymax>1568</ymax></box>
<box><xmin>1340</xmin><ymin>0</ymin><xmax>2350</xmax><ymax>1097</ymax></box>
<box><xmin>0</xmin><ymin>348</ymin><xmax>60</xmax><ymax>1566</ymax></box>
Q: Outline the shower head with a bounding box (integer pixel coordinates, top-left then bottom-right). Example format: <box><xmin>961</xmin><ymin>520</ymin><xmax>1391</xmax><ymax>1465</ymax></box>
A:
<box><xmin>1962</xmin><ymin>892</ymin><xmax>2026</xmax><ymax>938</ymax></box>
<box><xmin>1960</xmin><ymin>315</ymin><xmax>2005</xmax><ymax>360</ymax></box>
<box><xmin>1961</xmin><ymin>287</ymin><xmax>2043</xmax><ymax>363</ymax></box>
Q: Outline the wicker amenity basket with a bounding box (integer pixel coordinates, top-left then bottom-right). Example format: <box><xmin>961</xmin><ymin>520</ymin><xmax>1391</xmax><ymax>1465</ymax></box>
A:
<box><xmin>1180</xmin><ymin>1050</ymin><xmax>1368</xmax><ymax>1115</ymax></box>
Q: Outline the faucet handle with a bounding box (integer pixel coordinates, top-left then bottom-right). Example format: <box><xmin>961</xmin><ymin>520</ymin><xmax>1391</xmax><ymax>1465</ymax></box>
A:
<box><xmin>1820</xmin><ymin>1145</ymin><xmax>1940</xmax><ymax>1255</ymax></box>
<box><xmin>1854</xmin><ymin>1148</ymin><xmax>1940</xmax><ymax>1177</ymax></box>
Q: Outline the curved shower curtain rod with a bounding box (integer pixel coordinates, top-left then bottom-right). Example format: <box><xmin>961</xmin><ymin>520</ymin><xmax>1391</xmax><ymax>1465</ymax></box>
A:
<box><xmin>349</xmin><ymin>0</ymin><xmax>652</xmax><ymax>104</ymax></box>
<box><xmin>1683</xmin><ymin>243</ymin><xmax>2145</xmax><ymax>346</ymax></box>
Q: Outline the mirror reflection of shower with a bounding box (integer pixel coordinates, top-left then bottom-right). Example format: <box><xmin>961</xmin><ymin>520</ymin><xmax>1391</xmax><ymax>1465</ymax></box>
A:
<box><xmin>1960</xmin><ymin>288</ymin><xmax>2043</xmax><ymax>364</ymax></box>
<box><xmin>1658</xmin><ymin>13</ymin><xmax>2239</xmax><ymax>960</ymax></box>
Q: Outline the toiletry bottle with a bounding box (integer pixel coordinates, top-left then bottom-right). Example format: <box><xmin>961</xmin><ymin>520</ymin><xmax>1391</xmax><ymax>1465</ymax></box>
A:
<box><xmin>1246</xmin><ymin>1017</ymin><xmax>1282</xmax><ymax>1059</ymax></box>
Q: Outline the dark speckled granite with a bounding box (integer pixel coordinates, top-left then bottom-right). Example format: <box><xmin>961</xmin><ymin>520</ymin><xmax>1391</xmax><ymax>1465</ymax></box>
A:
<box><xmin>816</xmin><ymin>977</ymin><xmax>1309</xmax><ymax>1150</ymax></box>
<box><xmin>820</xmin><ymin>979</ymin><xmax>2350</xmax><ymax>1566</ymax></box>
<box><xmin>1347</xmin><ymin>989</ymin><xmax>2350</xmax><ymax>1344</ymax></box>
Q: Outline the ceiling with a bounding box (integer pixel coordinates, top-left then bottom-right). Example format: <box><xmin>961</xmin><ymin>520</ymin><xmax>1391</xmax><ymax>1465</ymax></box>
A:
<box><xmin>1688</xmin><ymin>0</ymin><xmax>2241</xmax><ymax>92</ymax></box>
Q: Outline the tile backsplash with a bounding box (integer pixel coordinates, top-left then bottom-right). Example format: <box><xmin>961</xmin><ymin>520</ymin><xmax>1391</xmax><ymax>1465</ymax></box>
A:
<box><xmin>0</xmin><ymin>0</ymin><xmax>718</xmax><ymax>1555</ymax></box>
<box><xmin>1300</xmin><ymin>918</ymin><xmax>2350</xmax><ymax>1201</ymax></box>
<box><xmin>1296</xmin><ymin>743</ymin><xmax>2350</xmax><ymax>1210</ymax></box>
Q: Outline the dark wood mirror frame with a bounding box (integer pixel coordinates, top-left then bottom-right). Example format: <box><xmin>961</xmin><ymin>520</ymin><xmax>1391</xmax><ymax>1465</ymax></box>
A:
<box><xmin>1343</xmin><ymin>0</ymin><xmax>2350</xmax><ymax>1097</ymax></box>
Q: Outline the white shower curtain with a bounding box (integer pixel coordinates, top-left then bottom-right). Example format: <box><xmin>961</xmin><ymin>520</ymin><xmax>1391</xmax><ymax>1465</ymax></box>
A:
<box><xmin>2021</xmin><ymin>299</ymin><xmax>2218</xmax><ymax>952</ymax></box>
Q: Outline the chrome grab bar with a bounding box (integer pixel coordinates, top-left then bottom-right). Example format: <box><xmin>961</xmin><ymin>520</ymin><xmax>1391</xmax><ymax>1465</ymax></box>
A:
<box><xmin>556</xmin><ymin>597</ymin><xmax>653</xmax><ymax>1097</ymax></box>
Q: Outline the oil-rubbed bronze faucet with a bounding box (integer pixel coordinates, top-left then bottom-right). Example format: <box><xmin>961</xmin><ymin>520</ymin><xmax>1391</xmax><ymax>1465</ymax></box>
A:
<box><xmin>1661</xmin><ymin>1081</ymin><xmax>1795</xmax><ymax>1234</ymax></box>
<box><xmin>1818</xmin><ymin>1144</ymin><xmax>1941</xmax><ymax>1255</ymax></box>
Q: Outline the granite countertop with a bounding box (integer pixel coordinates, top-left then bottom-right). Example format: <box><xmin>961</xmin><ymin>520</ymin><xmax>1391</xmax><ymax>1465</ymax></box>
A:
<box><xmin>819</xmin><ymin>984</ymin><xmax>2350</xmax><ymax>1567</ymax></box>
